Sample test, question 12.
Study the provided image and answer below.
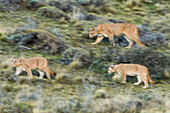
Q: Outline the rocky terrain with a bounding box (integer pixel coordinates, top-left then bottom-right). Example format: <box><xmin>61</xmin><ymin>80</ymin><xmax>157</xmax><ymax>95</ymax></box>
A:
<box><xmin>0</xmin><ymin>0</ymin><xmax>169</xmax><ymax>113</ymax></box>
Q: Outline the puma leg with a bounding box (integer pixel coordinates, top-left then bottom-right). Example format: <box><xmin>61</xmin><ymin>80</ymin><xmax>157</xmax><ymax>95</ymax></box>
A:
<box><xmin>26</xmin><ymin>68</ymin><xmax>33</xmax><ymax>78</ymax></box>
<box><xmin>37</xmin><ymin>70</ymin><xmax>44</xmax><ymax>79</ymax></box>
<box><xmin>141</xmin><ymin>75</ymin><xmax>149</xmax><ymax>88</ymax></box>
<box><xmin>40</xmin><ymin>67</ymin><xmax>51</xmax><ymax>80</ymax></box>
<box><xmin>91</xmin><ymin>35</ymin><xmax>104</xmax><ymax>45</ymax></box>
<box><xmin>15</xmin><ymin>68</ymin><xmax>22</xmax><ymax>76</ymax></box>
<box><xmin>134</xmin><ymin>75</ymin><xmax>142</xmax><ymax>85</ymax></box>
<box><xmin>124</xmin><ymin>36</ymin><xmax>134</xmax><ymax>48</ymax></box>
<box><xmin>120</xmin><ymin>73</ymin><xmax>127</xmax><ymax>84</ymax></box>
<box><xmin>107</xmin><ymin>34</ymin><xmax>115</xmax><ymax>47</ymax></box>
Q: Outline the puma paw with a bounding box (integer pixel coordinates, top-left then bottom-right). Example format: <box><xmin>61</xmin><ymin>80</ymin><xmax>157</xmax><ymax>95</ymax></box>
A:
<box><xmin>143</xmin><ymin>86</ymin><xmax>149</xmax><ymax>89</ymax></box>
<box><xmin>134</xmin><ymin>83</ymin><xmax>140</xmax><ymax>85</ymax></box>
<box><xmin>120</xmin><ymin>82</ymin><xmax>126</xmax><ymax>84</ymax></box>
<box><xmin>91</xmin><ymin>43</ymin><xmax>96</xmax><ymax>45</ymax></box>
<box><xmin>125</xmin><ymin>46</ymin><xmax>130</xmax><ymax>49</ymax></box>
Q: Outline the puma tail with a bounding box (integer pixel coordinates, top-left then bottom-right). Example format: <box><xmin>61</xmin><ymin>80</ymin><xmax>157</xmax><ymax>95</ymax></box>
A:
<box><xmin>135</xmin><ymin>27</ymin><xmax>146</xmax><ymax>47</ymax></box>
<box><xmin>147</xmin><ymin>72</ymin><xmax>156</xmax><ymax>84</ymax></box>
<box><xmin>47</xmin><ymin>64</ymin><xmax>56</xmax><ymax>76</ymax></box>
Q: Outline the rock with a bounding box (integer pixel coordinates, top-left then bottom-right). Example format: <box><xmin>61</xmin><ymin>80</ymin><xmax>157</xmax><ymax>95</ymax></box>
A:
<box><xmin>126</xmin><ymin>101</ymin><xmax>143</xmax><ymax>113</ymax></box>
<box><xmin>137</xmin><ymin>25</ymin><xmax>168</xmax><ymax>48</ymax></box>
<box><xmin>85</xmin><ymin>13</ymin><xmax>100</xmax><ymax>21</ymax></box>
<box><xmin>69</xmin><ymin>59</ymin><xmax>84</xmax><ymax>69</ymax></box>
<box><xmin>49</xmin><ymin>1</ymin><xmax>74</xmax><ymax>12</ymax></box>
<box><xmin>94</xmin><ymin>89</ymin><xmax>107</xmax><ymax>99</ymax></box>
<box><xmin>112</xmin><ymin>74</ymin><xmax>122</xmax><ymax>83</ymax></box>
<box><xmin>62</xmin><ymin>47</ymin><xmax>91</xmax><ymax>65</ymax></box>
<box><xmin>26</xmin><ymin>0</ymin><xmax>46</xmax><ymax>9</ymax></box>
<box><xmin>164</xmin><ymin>68</ymin><xmax>170</xmax><ymax>78</ymax></box>
<box><xmin>38</xmin><ymin>6</ymin><xmax>70</xmax><ymax>20</ymax></box>
<box><xmin>154</xmin><ymin>3</ymin><xmax>165</xmax><ymax>14</ymax></box>
<box><xmin>125</xmin><ymin>0</ymin><xmax>142</xmax><ymax>8</ymax></box>
<box><xmin>139</xmin><ymin>0</ymin><xmax>153</xmax><ymax>4</ymax></box>
<box><xmin>8</xmin><ymin>29</ymin><xmax>69</xmax><ymax>54</ymax></box>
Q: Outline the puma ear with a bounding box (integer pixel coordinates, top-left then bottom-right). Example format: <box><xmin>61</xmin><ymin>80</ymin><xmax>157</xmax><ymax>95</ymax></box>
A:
<box><xmin>90</xmin><ymin>27</ymin><xmax>92</xmax><ymax>30</ymax></box>
<box><xmin>111</xmin><ymin>65</ymin><xmax>114</xmax><ymax>68</ymax></box>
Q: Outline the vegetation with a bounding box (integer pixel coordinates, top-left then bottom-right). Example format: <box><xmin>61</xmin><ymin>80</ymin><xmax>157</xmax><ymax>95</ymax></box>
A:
<box><xmin>0</xmin><ymin>0</ymin><xmax>169</xmax><ymax>112</ymax></box>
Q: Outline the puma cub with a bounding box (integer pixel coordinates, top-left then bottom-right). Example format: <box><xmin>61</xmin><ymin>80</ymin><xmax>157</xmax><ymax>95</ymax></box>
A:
<box><xmin>10</xmin><ymin>57</ymin><xmax>56</xmax><ymax>79</ymax></box>
<box><xmin>108</xmin><ymin>63</ymin><xmax>156</xmax><ymax>88</ymax></box>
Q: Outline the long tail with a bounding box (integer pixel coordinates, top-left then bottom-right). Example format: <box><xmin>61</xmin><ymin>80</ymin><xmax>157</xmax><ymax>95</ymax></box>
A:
<box><xmin>147</xmin><ymin>72</ymin><xmax>156</xmax><ymax>84</ymax></box>
<box><xmin>47</xmin><ymin>64</ymin><xmax>56</xmax><ymax>76</ymax></box>
<box><xmin>135</xmin><ymin>27</ymin><xmax>146</xmax><ymax>47</ymax></box>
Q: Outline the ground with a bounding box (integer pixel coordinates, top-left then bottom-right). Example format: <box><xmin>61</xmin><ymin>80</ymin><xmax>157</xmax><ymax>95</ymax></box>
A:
<box><xmin>0</xmin><ymin>0</ymin><xmax>169</xmax><ymax>112</ymax></box>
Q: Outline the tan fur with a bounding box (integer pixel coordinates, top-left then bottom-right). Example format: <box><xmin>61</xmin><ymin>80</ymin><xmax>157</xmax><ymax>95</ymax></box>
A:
<box><xmin>10</xmin><ymin>57</ymin><xmax>56</xmax><ymax>79</ymax></box>
<box><xmin>89</xmin><ymin>23</ymin><xmax>146</xmax><ymax>48</ymax></box>
<box><xmin>108</xmin><ymin>64</ymin><xmax>156</xmax><ymax>88</ymax></box>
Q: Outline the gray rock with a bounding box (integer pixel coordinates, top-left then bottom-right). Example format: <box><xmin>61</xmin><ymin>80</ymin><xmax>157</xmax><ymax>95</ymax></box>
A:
<box><xmin>8</xmin><ymin>29</ymin><xmax>69</xmax><ymax>54</ymax></box>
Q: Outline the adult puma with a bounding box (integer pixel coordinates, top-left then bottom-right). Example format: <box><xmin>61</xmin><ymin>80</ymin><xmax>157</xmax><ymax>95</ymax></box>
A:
<box><xmin>10</xmin><ymin>57</ymin><xmax>56</xmax><ymax>79</ymax></box>
<box><xmin>89</xmin><ymin>23</ymin><xmax>146</xmax><ymax>48</ymax></box>
<box><xmin>108</xmin><ymin>63</ymin><xmax>156</xmax><ymax>88</ymax></box>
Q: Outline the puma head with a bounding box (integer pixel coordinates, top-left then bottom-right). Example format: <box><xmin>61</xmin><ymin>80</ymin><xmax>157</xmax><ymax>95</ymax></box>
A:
<box><xmin>108</xmin><ymin>65</ymin><xmax>116</xmax><ymax>74</ymax></box>
<box><xmin>9</xmin><ymin>59</ymin><xmax>21</xmax><ymax>67</ymax></box>
<box><xmin>89</xmin><ymin>27</ymin><xmax>98</xmax><ymax>38</ymax></box>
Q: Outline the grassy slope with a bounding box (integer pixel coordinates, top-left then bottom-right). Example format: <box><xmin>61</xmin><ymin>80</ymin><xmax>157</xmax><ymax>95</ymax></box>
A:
<box><xmin>0</xmin><ymin>0</ymin><xmax>170</xmax><ymax>112</ymax></box>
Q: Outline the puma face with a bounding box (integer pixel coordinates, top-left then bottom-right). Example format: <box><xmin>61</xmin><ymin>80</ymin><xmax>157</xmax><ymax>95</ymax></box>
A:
<box><xmin>9</xmin><ymin>60</ymin><xmax>20</xmax><ymax>67</ymax></box>
<box><xmin>9</xmin><ymin>59</ymin><xmax>16</xmax><ymax>67</ymax></box>
<box><xmin>108</xmin><ymin>65</ymin><xmax>115</xmax><ymax>74</ymax></box>
<box><xmin>89</xmin><ymin>28</ymin><xmax>98</xmax><ymax>38</ymax></box>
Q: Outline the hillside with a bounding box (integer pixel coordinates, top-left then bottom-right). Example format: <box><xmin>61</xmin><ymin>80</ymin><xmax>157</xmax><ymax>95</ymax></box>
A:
<box><xmin>0</xmin><ymin>0</ymin><xmax>169</xmax><ymax>112</ymax></box>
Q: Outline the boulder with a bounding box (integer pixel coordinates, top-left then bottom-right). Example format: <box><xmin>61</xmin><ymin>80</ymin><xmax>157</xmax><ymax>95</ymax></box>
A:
<box><xmin>125</xmin><ymin>0</ymin><xmax>142</xmax><ymax>8</ymax></box>
<box><xmin>8</xmin><ymin>29</ymin><xmax>69</xmax><ymax>54</ymax></box>
<box><xmin>112</xmin><ymin>74</ymin><xmax>122</xmax><ymax>83</ymax></box>
<box><xmin>137</xmin><ymin>25</ymin><xmax>168</xmax><ymax>48</ymax></box>
<box><xmin>62</xmin><ymin>47</ymin><xmax>91</xmax><ymax>65</ymax></box>
<box><xmin>49</xmin><ymin>1</ymin><xmax>74</xmax><ymax>12</ymax></box>
<box><xmin>38</xmin><ymin>6</ymin><xmax>70</xmax><ymax>20</ymax></box>
<box><xmin>94</xmin><ymin>89</ymin><xmax>107</xmax><ymax>99</ymax></box>
<box><xmin>0</xmin><ymin>102</ymin><xmax>33</xmax><ymax>113</ymax></box>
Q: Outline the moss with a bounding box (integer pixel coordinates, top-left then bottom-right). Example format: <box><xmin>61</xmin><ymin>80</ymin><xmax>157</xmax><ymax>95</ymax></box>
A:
<box><xmin>14</xmin><ymin>102</ymin><xmax>33</xmax><ymax>113</ymax></box>
<box><xmin>94</xmin><ymin>89</ymin><xmax>107</xmax><ymax>99</ymax></box>
<box><xmin>38</xmin><ymin>6</ymin><xmax>70</xmax><ymax>20</ymax></box>
<box><xmin>8</xmin><ymin>29</ymin><xmax>69</xmax><ymax>54</ymax></box>
<box><xmin>62</xmin><ymin>47</ymin><xmax>91</xmax><ymax>65</ymax></box>
<box><xmin>0</xmin><ymin>102</ymin><xmax>33</xmax><ymax>113</ymax></box>
<box><xmin>69</xmin><ymin>59</ymin><xmax>84</xmax><ymax>69</ymax></box>
<box><xmin>3</xmin><ymin>85</ymin><xmax>19</xmax><ymax>93</ymax></box>
<box><xmin>112</xmin><ymin>74</ymin><xmax>122</xmax><ymax>83</ymax></box>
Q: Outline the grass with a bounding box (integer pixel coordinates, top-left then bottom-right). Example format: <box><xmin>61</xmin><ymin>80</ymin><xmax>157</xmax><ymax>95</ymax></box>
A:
<box><xmin>0</xmin><ymin>0</ymin><xmax>169</xmax><ymax>112</ymax></box>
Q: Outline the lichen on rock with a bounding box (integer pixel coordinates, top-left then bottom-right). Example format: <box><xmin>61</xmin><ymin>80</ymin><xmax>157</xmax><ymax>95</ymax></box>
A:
<box><xmin>8</xmin><ymin>29</ymin><xmax>69</xmax><ymax>54</ymax></box>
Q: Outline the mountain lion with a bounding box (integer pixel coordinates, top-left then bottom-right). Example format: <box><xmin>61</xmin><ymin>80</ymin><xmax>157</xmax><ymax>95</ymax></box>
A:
<box><xmin>10</xmin><ymin>57</ymin><xmax>56</xmax><ymax>79</ymax></box>
<box><xmin>108</xmin><ymin>63</ymin><xmax>156</xmax><ymax>88</ymax></box>
<box><xmin>89</xmin><ymin>23</ymin><xmax>146</xmax><ymax>48</ymax></box>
